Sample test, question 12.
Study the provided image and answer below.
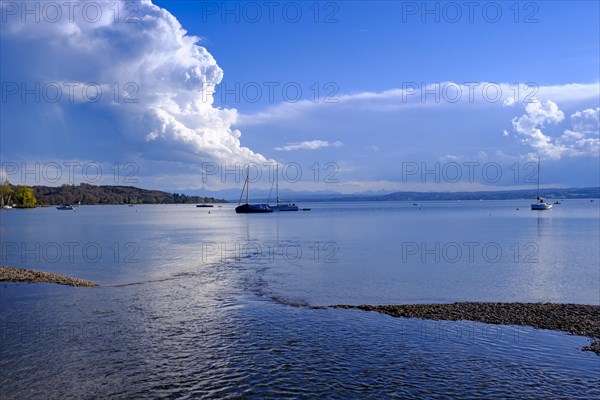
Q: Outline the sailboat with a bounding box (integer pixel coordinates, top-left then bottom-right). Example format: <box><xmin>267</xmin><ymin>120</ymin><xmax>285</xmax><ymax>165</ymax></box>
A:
<box><xmin>270</xmin><ymin>164</ymin><xmax>299</xmax><ymax>211</ymax></box>
<box><xmin>235</xmin><ymin>167</ymin><xmax>273</xmax><ymax>213</ymax></box>
<box><xmin>197</xmin><ymin>170</ymin><xmax>214</xmax><ymax>207</ymax></box>
<box><xmin>531</xmin><ymin>157</ymin><xmax>553</xmax><ymax>210</ymax></box>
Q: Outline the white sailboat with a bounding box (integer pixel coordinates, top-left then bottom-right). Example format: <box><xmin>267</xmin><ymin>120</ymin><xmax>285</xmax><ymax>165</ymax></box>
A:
<box><xmin>531</xmin><ymin>157</ymin><xmax>553</xmax><ymax>210</ymax></box>
<box><xmin>270</xmin><ymin>164</ymin><xmax>299</xmax><ymax>211</ymax></box>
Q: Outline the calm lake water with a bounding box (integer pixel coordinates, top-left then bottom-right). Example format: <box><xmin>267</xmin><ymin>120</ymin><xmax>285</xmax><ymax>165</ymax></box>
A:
<box><xmin>1</xmin><ymin>200</ymin><xmax>599</xmax><ymax>398</ymax></box>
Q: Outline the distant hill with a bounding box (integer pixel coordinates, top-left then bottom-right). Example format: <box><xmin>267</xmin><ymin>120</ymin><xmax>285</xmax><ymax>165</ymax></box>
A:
<box><xmin>182</xmin><ymin>186</ymin><xmax>600</xmax><ymax>202</ymax></box>
<box><xmin>31</xmin><ymin>183</ymin><xmax>226</xmax><ymax>205</ymax></box>
<box><xmin>326</xmin><ymin>187</ymin><xmax>600</xmax><ymax>202</ymax></box>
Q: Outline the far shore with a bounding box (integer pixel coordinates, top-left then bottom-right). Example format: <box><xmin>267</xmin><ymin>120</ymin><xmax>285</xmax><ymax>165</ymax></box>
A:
<box><xmin>332</xmin><ymin>303</ymin><xmax>600</xmax><ymax>355</ymax></box>
<box><xmin>0</xmin><ymin>266</ymin><xmax>97</xmax><ymax>287</ymax></box>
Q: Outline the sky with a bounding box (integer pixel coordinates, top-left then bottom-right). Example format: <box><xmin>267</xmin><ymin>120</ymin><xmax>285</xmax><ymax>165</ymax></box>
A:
<box><xmin>1</xmin><ymin>0</ymin><xmax>599</xmax><ymax>195</ymax></box>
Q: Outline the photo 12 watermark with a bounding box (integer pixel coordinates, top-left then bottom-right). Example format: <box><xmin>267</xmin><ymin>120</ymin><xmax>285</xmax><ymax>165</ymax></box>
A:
<box><xmin>397</xmin><ymin>82</ymin><xmax>538</xmax><ymax>104</ymax></box>
<box><xmin>0</xmin><ymin>320</ymin><xmax>153</xmax><ymax>345</ymax></box>
<box><xmin>201</xmin><ymin>161</ymin><xmax>340</xmax><ymax>184</ymax></box>
<box><xmin>1</xmin><ymin>1</ymin><xmax>141</xmax><ymax>24</ymax></box>
<box><xmin>399</xmin><ymin>161</ymin><xmax>539</xmax><ymax>185</ymax></box>
<box><xmin>0</xmin><ymin>241</ymin><xmax>140</xmax><ymax>264</ymax></box>
<box><xmin>199</xmin><ymin>1</ymin><xmax>340</xmax><ymax>24</ymax></box>
<box><xmin>400</xmin><ymin>1</ymin><xmax>540</xmax><ymax>24</ymax></box>
<box><xmin>204</xmin><ymin>81</ymin><xmax>339</xmax><ymax>104</ymax></box>
<box><xmin>400</xmin><ymin>241</ymin><xmax>539</xmax><ymax>264</ymax></box>
<box><xmin>1</xmin><ymin>81</ymin><xmax>139</xmax><ymax>104</ymax></box>
<box><xmin>1</xmin><ymin>161</ymin><xmax>140</xmax><ymax>185</ymax></box>
<box><xmin>395</xmin><ymin>319</ymin><xmax>541</xmax><ymax>346</ymax></box>
<box><xmin>199</xmin><ymin>241</ymin><xmax>340</xmax><ymax>264</ymax></box>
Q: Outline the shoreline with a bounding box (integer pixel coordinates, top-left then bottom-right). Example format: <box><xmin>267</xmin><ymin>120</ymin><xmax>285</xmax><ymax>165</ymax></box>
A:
<box><xmin>2</xmin><ymin>268</ymin><xmax>598</xmax><ymax>355</ymax></box>
<box><xmin>332</xmin><ymin>302</ymin><xmax>600</xmax><ymax>355</ymax></box>
<box><xmin>0</xmin><ymin>267</ymin><xmax>97</xmax><ymax>287</ymax></box>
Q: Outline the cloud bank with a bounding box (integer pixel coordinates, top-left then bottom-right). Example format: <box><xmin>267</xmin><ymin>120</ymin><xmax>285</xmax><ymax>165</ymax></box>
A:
<box><xmin>0</xmin><ymin>0</ymin><xmax>267</xmax><ymax>169</ymax></box>
<box><xmin>237</xmin><ymin>82</ymin><xmax>599</xmax><ymax>126</ymax></box>
<box><xmin>238</xmin><ymin>81</ymin><xmax>599</xmax><ymax>160</ymax></box>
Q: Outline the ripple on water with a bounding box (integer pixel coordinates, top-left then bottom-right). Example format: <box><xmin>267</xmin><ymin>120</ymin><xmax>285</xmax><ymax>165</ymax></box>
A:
<box><xmin>1</xmin><ymin>263</ymin><xmax>599</xmax><ymax>399</ymax></box>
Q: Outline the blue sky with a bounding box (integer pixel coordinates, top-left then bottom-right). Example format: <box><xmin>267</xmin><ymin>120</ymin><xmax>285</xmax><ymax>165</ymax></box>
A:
<box><xmin>159</xmin><ymin>1</ymin><xmax>599</xmax><ymax>89</ymax></box>
<box><xmin>1</xmin><ymin>1</ymin><xmax>599</xmax><ymax>194</ymax></box>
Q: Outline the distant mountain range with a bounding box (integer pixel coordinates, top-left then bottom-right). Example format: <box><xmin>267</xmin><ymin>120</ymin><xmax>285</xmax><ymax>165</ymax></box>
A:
<box><xmin>337</xmin><ymin>187</ymin><xmax>600</xmax><ymax>202</ymax></box>
<box><xmin>179</xmin><ymin>186</ymin><xmax>600</xmax><ymax>202</ymax></box>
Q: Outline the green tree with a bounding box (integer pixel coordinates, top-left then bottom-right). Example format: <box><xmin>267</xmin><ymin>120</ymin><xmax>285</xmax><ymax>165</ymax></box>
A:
<box><xmin>1</xmin><ymin>180</ymin><xmax>14</xmax><ymax>206</ymax></box>
<box><xmin>15</xmin><ymin>186</ymin><xmax>37</xmax><ymax>208</ymax></box>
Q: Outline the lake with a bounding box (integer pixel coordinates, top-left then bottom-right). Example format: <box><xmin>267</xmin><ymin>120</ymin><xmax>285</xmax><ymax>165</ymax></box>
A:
<box><xmin>1</xmin><ymin>200</ymin><xmax>599</xmax><ymax>398</ymax></box>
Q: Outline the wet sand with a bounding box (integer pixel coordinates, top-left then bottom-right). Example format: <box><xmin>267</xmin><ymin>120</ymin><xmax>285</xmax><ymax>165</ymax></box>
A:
<box><xmin>332</xmin><ymin>302</ymin><xmax>600</xmax><ymax>355</ymax></box>
<box><xmin>0</xmin><ymin>266</ymin><xmax>97</xmax><ymax>287</ymax></box>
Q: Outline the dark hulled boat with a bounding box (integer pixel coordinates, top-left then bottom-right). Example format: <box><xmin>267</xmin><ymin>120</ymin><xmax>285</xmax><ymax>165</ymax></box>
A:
<box><xmin>235</xmin><ymin>167</ymin><xmax>273</xmax><ymax>214</ymax></box>
<box><xmin>235</xmin><ymin>203</ymin><xmax>272</xmax><ymax>213</ymax></box>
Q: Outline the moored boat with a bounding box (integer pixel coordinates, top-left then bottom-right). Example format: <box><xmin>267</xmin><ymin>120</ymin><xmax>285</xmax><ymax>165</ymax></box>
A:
<box><xmin>235</xmin><ymin>203</ymin><xmax>273</xmax><ymax>213</ymax></box>
<box><xmin>269</xmin><ymin>163</ymin><xmax>299</xmax><ymax>211</ymax></box>
<box><xmin>531</xmin><ymin>157</ymin><xmax>553</xmax><ymax>211</ymax></box>
<box><xmin>235</xmin><ymin>167</ymin><xmax>273</xmax><ymax>214</ymax></box>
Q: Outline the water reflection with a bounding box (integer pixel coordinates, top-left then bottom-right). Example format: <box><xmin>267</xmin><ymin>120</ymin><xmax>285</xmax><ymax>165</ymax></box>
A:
<box><xmin>1</xmin><ymin>200</ymin><xmax>599</xmax><ymax>397</ymax></box>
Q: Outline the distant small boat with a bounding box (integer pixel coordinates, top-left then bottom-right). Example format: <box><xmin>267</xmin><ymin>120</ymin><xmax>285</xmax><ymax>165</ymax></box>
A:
<box><xmin>301</xmin><ymin>208</ymin><xmax>311</xmax><ymax>211</ymax></box>
<box><xmin>553</xmin><ymin>201</ymin><xmax>561</xmax><ymax>205</ymax></box>
<box><xmin>235</xmin><ymin>167</ymin><xmax>273</xmax><ymax>214</ymax></box>
<box><xmin>2</xmin><ymin>205</ymin><xmax>12</xmax><ymax>210</ymax></box>
<box><xmin>56</xmin><ymin>204</ymin><xmax>74</xmax><ymax>210</ymax></box>
<box><xmin>531</xmin><ymin>157</ymin><xmax>552</xmax><ymax>211</ymax></box>
<box><xmin>196</xmin><ymin>170</ymin><xmax>214</xmax><ymax>208</ymax></box>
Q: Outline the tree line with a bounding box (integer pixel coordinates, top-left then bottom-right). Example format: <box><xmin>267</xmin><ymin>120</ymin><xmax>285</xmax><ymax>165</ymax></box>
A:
<box><xmin>1</xmin><ymin>182</ymin><xmax>225</xmax><ymax>207</ymax></box>
<box><xmin>1</xmin><ymin>181</ymin><xmax>37</xmax><ymax>208</ymax></box>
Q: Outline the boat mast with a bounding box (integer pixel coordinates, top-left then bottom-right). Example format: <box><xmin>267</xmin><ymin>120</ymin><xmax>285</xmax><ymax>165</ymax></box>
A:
<box><xmin>536</xmin><ymin>156</ymin><xmax>541</xmax><ymax>200</ymax></box>
<box><xmin>246</xmin><ymin>166</ymin><xmax>249</xmax><ymax>205</ymax></box>
<box><xmin>238</xmin><ymin>168</ymin><xmax>249</xmax><ymax>206</ymax></box>
<box><xmin>201</xmin><ymin>169</ymin><xmax>205</xmax><ymax>203</ymax></box>
<box><xmin>276</xmin><ymin>163</ymin><xmax>280</xmax><ymax>205</ymax></box>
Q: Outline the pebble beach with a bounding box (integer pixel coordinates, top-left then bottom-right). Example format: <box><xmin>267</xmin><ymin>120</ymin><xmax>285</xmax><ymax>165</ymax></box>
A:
<box><xmin>0</xmin><ymin>266</ymin><xmax>97</xmax><ymax>287</ymax></box>
<box><xmin>333</xmin><ymin>302</ymin><xmax>600</xmax><ymax>355</ymax></box>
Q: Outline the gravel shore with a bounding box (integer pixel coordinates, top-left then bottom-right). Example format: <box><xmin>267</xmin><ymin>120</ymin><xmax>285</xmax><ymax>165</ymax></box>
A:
<box><xmin>2</xmin><ymin>268</ymin><xmax>598</xmax><ymax>354</ymax></box>
<box><xmin>0</xmin><ymin>266</ymin><xmax>97</xmax><ymax>287</ymax></box>
<box><xmin>332</xmin><ymin>302</ymin><xmax>600</xmax><ymax>355</ymax></box>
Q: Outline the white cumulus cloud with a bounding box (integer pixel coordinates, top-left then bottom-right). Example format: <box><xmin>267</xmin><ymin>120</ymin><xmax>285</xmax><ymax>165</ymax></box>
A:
<box><xmin>0</xmin><ymin>0</ymin><xmax>267</xmax><ymax>169</ymax></box>
<box><xmin>510</xmin><ymin>101</ymin><xmax>599</xmax><ymax>159</ymax></box>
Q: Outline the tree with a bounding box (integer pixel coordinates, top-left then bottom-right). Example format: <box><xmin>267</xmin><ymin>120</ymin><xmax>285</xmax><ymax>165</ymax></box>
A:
<box><xmin>1</xmin><ymin>180</ymin><xmax>13</xmax><ymax>206</ymax></box>
<box><xmin>15</xmin><ymin>186</ymin><xmax>37</xmax><ymax>208</ymax></box>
